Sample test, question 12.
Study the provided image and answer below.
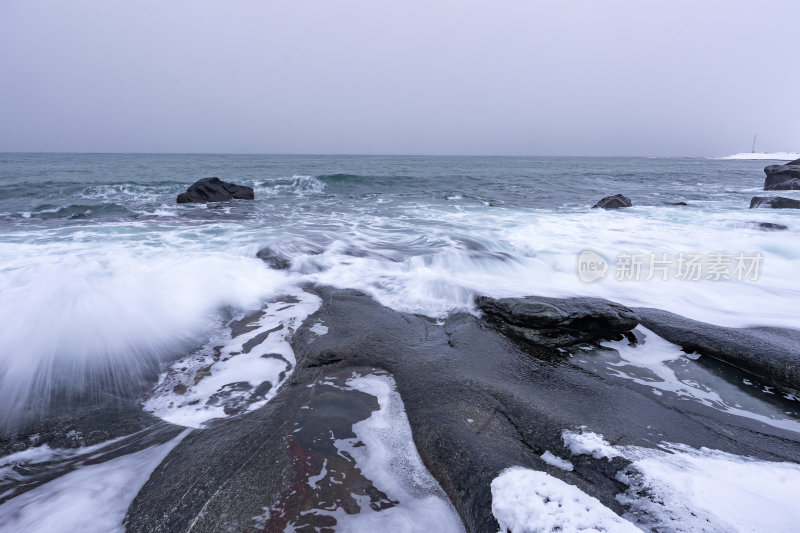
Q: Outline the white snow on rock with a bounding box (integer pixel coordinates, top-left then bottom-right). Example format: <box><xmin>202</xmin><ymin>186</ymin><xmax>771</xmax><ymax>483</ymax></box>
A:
<box><xmin>562</xmin><ymin>428</ymin><xmax>621</xmax><ymax>460</ymax></box>
<box><xmin>491</xmin><ymin>467</ymin><xmax>639</xmax><ymax>533</ymax></box>
<box><xmin>539</xmin><ymin>451</ymin><xmax>574</xmax><ymax>471</ymax></box>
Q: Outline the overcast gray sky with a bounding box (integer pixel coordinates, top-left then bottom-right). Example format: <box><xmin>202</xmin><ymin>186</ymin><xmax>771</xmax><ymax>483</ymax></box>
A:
<box><xmin>0</xmin><ymin>0</ymin><xmax>798</xmax><ymax>156</ymax></box>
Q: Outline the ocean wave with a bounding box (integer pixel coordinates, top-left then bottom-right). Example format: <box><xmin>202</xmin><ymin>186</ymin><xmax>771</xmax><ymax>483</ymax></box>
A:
<box><xmin>21</xmin><ymin>203</ymin><xmax>135</xmax><ymax>220</ymax></box>
<box><xmin>0</xmin><ymin>244</ymin><xmax>291</xmax><ymax>426</ymax></box>
<box><xmin>253</xmin><ymin>175</ymin><xmax>326</xmax><ymax>196</ymax></box>
<box><xmin>77</xmin><ymin>182</ymin><xmax>181</xmax><ymax>203</ymax></box>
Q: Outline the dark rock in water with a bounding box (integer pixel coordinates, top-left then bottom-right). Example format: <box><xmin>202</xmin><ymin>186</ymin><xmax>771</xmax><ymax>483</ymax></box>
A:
<box><xmin>126</xmin><ymin>288</ymin><xmax>800</xmax><ymax>532</ymax></box>
<box><xmin>750</xmin><ymin>196</ymin><xmax>800</xmax><ymax>209</ymax></box>
<box><xmin>256</xmin><ymin>246</ymin><xmax>292</xmax><ymax>269</ymax></box>
<box><xmin>475</xmin><ymin>295</ymin><xmax>639</xmax><ymax>348</ymax></box>
<box><xmin>764</xmin><ymin>160</ymin><xmax>800</xmax><ymax>190</ymax></box>
<box><xmin>592</xmin><ymin>194</ymin><xmax>632</xmax><ymax>209</ymax></box>
<box><xmin>667</xmin><ymin>201</ymin><xmax>689</xmax><ymax>206</ymax></box>
<box><xmin>753</xmin><ymin>222</ymin><xmax>788</xmax><ymax>231</ymax></box>
<box><xmin>635</xmin><ymin>307</ymin><xmax>800</xmax><ymax>394</ymax></box>
<box><xmin>766</xmin><ymin>178</ymin><xmax>800</xmax><ymax>190</ymax></box>
<box><xmin>176</xmin><ymin>177</ymin><xmax>254</xmax><ymax>203</ymax></box>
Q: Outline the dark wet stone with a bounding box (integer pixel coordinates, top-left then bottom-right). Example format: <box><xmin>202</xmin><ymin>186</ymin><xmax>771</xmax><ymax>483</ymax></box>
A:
<box><xmin>764</xmin><ymin>161</ymin><xmax>800</xmax><ymax>190</ymax></box>
<box><xmin>125</xmin><ymin>289</ymin><xmax>800</xmax><ymax>532</ymax></box>
<box><xmin>176</xmin><ymin>177</ymin><xmax>254</xmax><ymax>204</ymax></box>
<box><xmin>256</xmin><ymin>246</ymin><xmax>292</xmax><ymax>269</ymax></box>
<box><xmin>667</xmin><ymin>201</ymin><xmax>689</xmax><ymax>206</ymax></box>
<box><xmin>592</xmin><ymin>194</ymin><xmax>632</xmax><ymax>209</ymax></box>
<box><xmin>228</xmin><ymin>310</ymin><xmax>267</xmax><ymax>338</ymax></box>
<box><xmin>476</xmin><ymin>295</ymin><xmax>640</xmax><ymax>347</ymax></box>
<box><xmin>125</xmin><ymin>369</ymin><xmax>399</xmax><ymax>532</ymax></box>
<box><xmin>750</xmin><ymin>196</ymin><xmax>800</xmax><ymax>209</ymax></box>
<box><xmin>766</xmin><ymin>178</ymin><xmax>800</xmax><ymax>191</ymax></box>
<box><xmin>635</xmin><ymin>307</ymin><xmax>800</xmax><ymax>394</ymax></box>
<box><xmin>753</xmin><ymin>222</ymin><xmax>788</xmax><ymax>231</ymax></box>
<box><xmin>242</xmin><ymin>324</ymin><xmax>283</xmax><ymax>353</ymax></box>
<box><xmin>0</xmin><ymin>399</ymin><xmax>169</xmax><ymax>459</ymax></box>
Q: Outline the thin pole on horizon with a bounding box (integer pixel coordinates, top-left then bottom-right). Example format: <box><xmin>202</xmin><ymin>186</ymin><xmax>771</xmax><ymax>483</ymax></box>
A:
<box><xmin>752</xmin><ymin>133</ymin><xmax>757</xmax><ymax>153</ymax></box>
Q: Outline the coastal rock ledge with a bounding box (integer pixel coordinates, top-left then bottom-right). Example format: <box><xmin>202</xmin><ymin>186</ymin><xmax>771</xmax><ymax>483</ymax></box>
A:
<box><xmin>476</xmin><ymin>295</ymin><xmax>639</xmax><ymax>347</ymax></box>
<box><xmin>176</xmin><ymin>177</ymin><xmax>255</xmax><ymax>203</ymax></box>
<box><xmin>764</xmin><ymin>159</ymin><xmax>800</xmax><ymax>190</ymax></box>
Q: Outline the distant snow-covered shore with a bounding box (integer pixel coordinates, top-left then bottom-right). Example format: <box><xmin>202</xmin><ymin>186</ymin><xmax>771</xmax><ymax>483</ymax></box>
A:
<box><xmin>717</xmin><ymin>152</ymin><xmax>800</xmax><ymax>161</ymax></box>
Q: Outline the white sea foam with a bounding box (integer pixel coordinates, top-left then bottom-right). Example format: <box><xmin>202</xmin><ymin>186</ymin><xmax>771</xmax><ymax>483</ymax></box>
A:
<box><xmin>0</xmin><ymin>238</ymin><xmax>289</xmax><ymax>422</ymax></box>
<box><xmin>599</xmin><ymin>328</ymin><xmax>800</xmax><ymax>433</ymax></box>
<box><xmin>559</xmin><ymin>428</ymin><xmax>800</xmax><ymax>532</ymax></box>
<box><xmin>275</xmin><ymin>372</ymin><xmax>465</xmax><ymax>532</ymax></box>
<box><xmin>562</xmin><ymin>428</ymin><xmax>621</xmax><ymax>460</ymax></box>
<box><xmin>143</xmin><ymin>289</ymin><xmax>320</xmax><ymax>427</ymax></box>
<box><xmin>491</xmin><ymin>467</ymin><xmax>639</xmax><ymax>533</ymax></box>
<box><xmin>0</xmin><ymin>430</ymin><xmax>190</xmax><ymax>533</ymax></box>
<box><xmin>301</xmin><ymin>205</ymin><xmax>800</xmax><ymax>329</ymax></box>
<box><xmin>539</xmin><ymin>451</ymin><xmax>574</xmax><ymax>471</ymax></box>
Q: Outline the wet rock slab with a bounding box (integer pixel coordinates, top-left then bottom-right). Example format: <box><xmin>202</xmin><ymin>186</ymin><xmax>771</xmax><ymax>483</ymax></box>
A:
<box><xmin>476</xmin><ymin>295</ymin><xmax>639</xmax><ymax>347</ymax></box>
<box><xmin>635</xmin><ymin>307</ymin><xmax>800</xmax><ymax>394</ymax></box>
<box><xmin>127</xmin><ymin>288</ymin><xmax>800</xmax><ymax>532</ymax></box>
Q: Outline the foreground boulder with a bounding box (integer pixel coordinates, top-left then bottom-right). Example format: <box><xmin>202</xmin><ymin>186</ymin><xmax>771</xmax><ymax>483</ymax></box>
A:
<box><xmin>750</xmin><ymin>196</ymin><xmax>800</xmax><ymax>209</ymax></box>
<box><xmin>764</xmin><ymin>160</ymin><xmax>800</xmax><ymax>190</ymax></box>
<box><xmin>476</xmin><ymin>295</ymin><xmax>639</xmax><ymax>347</ymax></box>
<box><xmin>592</xmin><ymin>194</ymin><xmax>632</xmax><ymax>209</ymax></box>
<box><xmin>176</xmin><ymin>177</ymin><xmax>255</xmax><ymax>203</ymax></box>
<box><xmin>635</xmin><ymin>307</ymin><xmax>800</xmax><ymax>394</ymax></box>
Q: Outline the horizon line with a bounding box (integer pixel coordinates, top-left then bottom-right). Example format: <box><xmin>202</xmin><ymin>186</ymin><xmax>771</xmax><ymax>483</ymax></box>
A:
<box><xmin>0</xmin><ymin>150</ymin><xmax>730</xmax><ymax>159</ymax></box>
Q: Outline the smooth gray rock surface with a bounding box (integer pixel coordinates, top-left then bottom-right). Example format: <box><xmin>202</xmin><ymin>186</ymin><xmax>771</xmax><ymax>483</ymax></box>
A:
<box><xmin>476</xmin><ymin>295</ymin><xmax>639</xmax><ymax>347</ymax></box>
<box><xmin>126</xmin><ymin>289</ymin><xmax>800</xmax><ymax>532</ymax></box>
<box><xmin>635</xmin><ymin>307</ymin><xmax>800</xmax><ymax>394</ymax></box>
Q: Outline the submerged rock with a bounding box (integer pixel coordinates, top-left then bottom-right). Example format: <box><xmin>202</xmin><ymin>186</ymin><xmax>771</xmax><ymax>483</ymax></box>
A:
<box><xmin>750</xmin><ymin>196</ymin><xmax>800</xmax><ymax>209</ymax></box>
<box><xmin>753</xmin><ymin>222</ymin><xmax>788</xmax><ymax>231</ymax></box>
<box><xmin>764</xmin><ymin>160</ymin><xmax>800</xmax><ymax>190</ymax></box>
<box><xmin>635</xmin><ymin>307</ymin><xmax>800</xmax><ymax>394</ymax></box>
<box><xmin>176</xmin><ymin>177</ymin><xmax>255</xmax><ymax>204</ymax></box>
<box><xmin>475</xmin><ymin>295</ymin><xmax>639</xmax><ymax>347</ymax></box>
<box><xmin>592</xmin><ymin>194</ymin><xmax>632</xmax><ymax>209</ymax></box>
<box><xmin>256</xmin><ymin>246</ymin><xmax>292</xmax><ymax>269</ymax></box>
